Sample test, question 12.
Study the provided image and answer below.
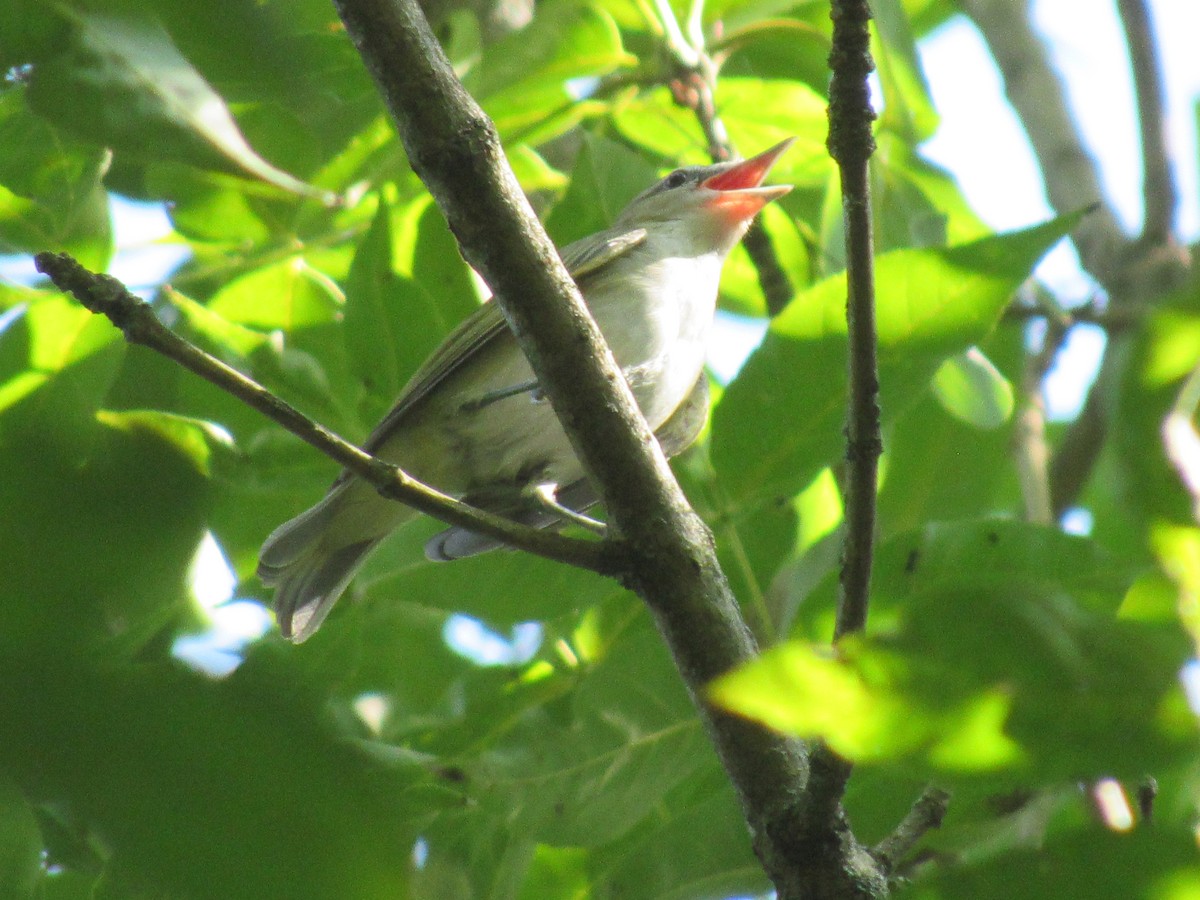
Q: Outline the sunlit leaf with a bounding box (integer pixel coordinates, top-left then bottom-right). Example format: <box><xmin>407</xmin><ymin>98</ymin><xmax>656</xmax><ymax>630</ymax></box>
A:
<box><xmin>0</xmin><ymin>90</ymin><xmax>112</xmax><ymax>269</ymax></box>
<box><xmin>207</xmin><ymin>257</ymin><xmax>343</xmax><ymax>331</ymax></box>
<box><xmin>711</xmin><ymin>217</ymin><xmax>1075</xmax><ymax>504</ymax></box>
<box><xmin>96</xmin><ymin>408</ymin><xmax>234</xmax><ymax>476</ymax></box>
<box><xmin>612</xmin><ymin>78</ymin><xmax>832</xmax><ymax>186</ymax></box>
<box><xmin>931</xmin><ymin>346</ymin><xmax>1015</xmax><ymax>429</ymax></box>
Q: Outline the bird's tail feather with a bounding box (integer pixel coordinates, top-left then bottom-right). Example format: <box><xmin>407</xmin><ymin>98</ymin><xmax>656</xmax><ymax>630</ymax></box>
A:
<box><xmin>258</xmin><ymin>493</ymin><xmax>382</xmax><ymax>642</ymax></box>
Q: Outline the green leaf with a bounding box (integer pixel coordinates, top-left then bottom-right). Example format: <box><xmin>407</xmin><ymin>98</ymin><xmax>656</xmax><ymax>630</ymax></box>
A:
<box><xmin>581</xmin><ymin>768</ymin><xmax>768</xmax><ymax>900</ymax></box>
<box><xmin>872</xmin><ymin>0</ymin><xmax>939</xmax><ymax>141</ymax></box>
<box><xmin>473</xmin><ymin>0</ymin><xmax>634</xmax><ymax>139</ymax></box>
<box><xmin>344</xmin><ymin>199</ymin><xmax>456</xmax><ymax>417</ymax></box>
<box><xmin>711</xmin><ymin>217</ymin><xmax>1075</xmax><ymax>504</ymax></box>
<box><xmin>612</xmin><ymin>78</ymin><xmax>833</xmax><ymax>185</ymax></box>
<box><xmin>0</xmin><ymin>293</ymin><xmax>123</xmax><ymax>455</ymax></box>
<box><xmin>344</xmin><ymin>199</ymin><xmax>402</xmax><ymax>401</ymax></box>
<box><xmin>507</xmin><ymin>144</ymin><xmax>568</xmax><ymax>194</ymax></box>
<box><xmin>0</xmin><ymin>776</ymin><xmax>40</xmax><ymax>900</ymax></box>
<box><xmin>27</xmin><ymin>9</ymin><xmax>331</xmax><ymax>200</ymax></box>
<box><xmin>0</xmin><ymin>658</ymin><xmax>423</xmax><ymax>899</ymax></box>
<box><xmin>0</xmin><ymin>90</ymin><xmax>112</xmax><ymax>269</ymax></box>
<box><xmin>148</xmin><ymin>164</ymin><xmax>273</xmax><ymax>244</ymax></box>
<box><xmin>472</xmin><ymin>0</ymin><xmax>632</xmax><ymax>99</ymax></box>
<box><xmin>1111</xmin><ymin>296</ymin><xmax>1200</xmax><ymax>528</ymax></box>
<box><xmin>95</xmin><ymin>408</ymin><xmax>235</xmax><ymax>477</ymax></box>
<box><xmin>0</xmin><ymin>403</ymin><xmax>211</xmax><ymax>654</ymax></box>
<box><xmin>755</xmin><ymin>521</ymin><xmax>1192</xmax><ymax>778</ymax></box>
<box><xmin>165</xmin><ymin>287</ymin><xmax>269</xmax><ymax>357</ymax></box>
<box><xmin>207</xmin><ymin>257</ymin><xmax>343</xmax><ymax>331</ymax></box>
<box><xmin>545</xmin><ymin>132</ymin><xmax>660</xmax><ymax>246</ymax></box>
<box><xmin>710</xmin><ymin>639</ymin><xmax>1024</xmax><ymax>769</ymax></box>
<box><xmin>930</xmin><ymin>346</ymin><xmax>1015</xmax><ymax>430</ymax></box>
<box><xmin>409</xmin><ymin>199</ymin><xmax>481</xmax><ymax>325</ymax></box>
<box><xmin>876</xmin><ymin>326</ymin><xmax>1024</xmax><ymax>537</ymax></box>
<box><xmin>910</xmin><ymin>825</ymin><xmax>1200</xmax><ymax>899</ymax></box>
<box><xmin>460</xmin><ymin>621</ymin><xmax>711</xmax><ymax>846</ymax></box>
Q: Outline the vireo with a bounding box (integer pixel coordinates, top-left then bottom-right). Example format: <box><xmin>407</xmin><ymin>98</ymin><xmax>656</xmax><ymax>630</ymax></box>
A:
<box><xmin>260</xmin><ymin>140</ymin><xmax>794</xmax><ymax>641</ymax></box>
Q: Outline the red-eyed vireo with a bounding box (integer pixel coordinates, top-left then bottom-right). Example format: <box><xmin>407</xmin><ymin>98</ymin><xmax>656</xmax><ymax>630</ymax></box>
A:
<box><xmin>259</xmin><ymin>140</ymin><xmax>794</xmax><ymax>641</ymax></box>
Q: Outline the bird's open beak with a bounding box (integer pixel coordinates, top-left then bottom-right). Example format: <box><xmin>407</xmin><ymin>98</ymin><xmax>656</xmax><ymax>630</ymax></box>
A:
<box><xmin>703</xmin><ymin>138</ymin><xmax>795</xmax><ymax>221</ymax></box>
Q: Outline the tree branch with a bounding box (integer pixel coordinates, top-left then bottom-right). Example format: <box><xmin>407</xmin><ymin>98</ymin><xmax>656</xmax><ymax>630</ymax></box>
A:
<box><xmin>330</xmin><ymin>0</ymin><xmax>890</xmax><ymax>895</ymax></box>
<box><xmin>799</xmin><ymin>0</ymin><xmax>882</xmax><ymax>843</ymax></box>
<box><xmin>827</xmin><ymin>0</ymin><xmax>879</xmax><ymax>645</ymax></box>
<box><xmin>32</xmin><ymin>251</ymin><xmax>610</xmax><ymax>574</ymax></box>
<box><xmin>963</xmin><ymin>0</ymin><xmax>1191</xmax><ymax>516</ymax></box>
<box><xmin>1013</xmin><ymin>319</ymin><xmax>1067</xmax><ymax>524</ymax></box>
<box><xmin>959</xmin><ymin>0</ymin><xmax>1125</xmax><ymax>286</ymax></box>
<box><xmin>872</xmin><ymin>786</ymin><xmax>952</xmax><ymax>877</ymax></box>
<box><xmin>1116</xmin><ymin>0</ymin><xmax>1175</xmax><ymax>245</ymax></box>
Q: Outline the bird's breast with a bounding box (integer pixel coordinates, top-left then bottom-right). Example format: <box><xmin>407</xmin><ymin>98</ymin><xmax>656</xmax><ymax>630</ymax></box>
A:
<box><xmin>588</xmin><ymin>252</ymin><xmax>721</xmax><ymax>427</ymax></box>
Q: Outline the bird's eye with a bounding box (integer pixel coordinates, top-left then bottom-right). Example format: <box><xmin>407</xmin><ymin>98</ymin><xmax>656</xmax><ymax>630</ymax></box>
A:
<box><xmin>663</xmin><ymin>170</ymin><xmax>688</xmax><ymax>190</ymax></box>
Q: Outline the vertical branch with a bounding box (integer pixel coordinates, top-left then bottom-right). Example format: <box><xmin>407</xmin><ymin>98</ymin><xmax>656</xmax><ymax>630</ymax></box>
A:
<box><xmin>1116</xmin><ymin>0</ymin><xmax>1175</xmax><ymax>245</ymax></box>
<box><xmin>827</xmin><ymin>0</ymin><xmax>879</xmax><ymax>641</ymax></box>
<box><xmin>1014</xmin><ymin>317</ymin><xmax>1067</xmax><ymax>524</ymax></box>
<box><xmin>965</xmin><ymin>0</ymin><xmax>1190</xmax><ymax>517</ymax></box>
<box><xmin>801</xmin><ymin>0</ymin><xmax>879</xmax><ymax>828</ymax></box>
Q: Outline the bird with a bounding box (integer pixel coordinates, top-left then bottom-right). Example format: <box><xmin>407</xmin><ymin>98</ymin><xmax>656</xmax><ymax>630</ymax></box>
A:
<box><xmin>258</xmin><ymin>139</ymin><xmax>794</xmax><ymax>641</ymax></box>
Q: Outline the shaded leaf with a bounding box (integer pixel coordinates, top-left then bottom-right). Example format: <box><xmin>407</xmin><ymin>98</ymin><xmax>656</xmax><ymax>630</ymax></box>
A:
<box><xmin>0</xmin><ymin>90</ymin><xmax>112</xmax><ymax>269</ymax></box>
<box><xmin>27</xmin><ymin>9</ymin><xmax>331</xmax><ymax>200</ymax></box>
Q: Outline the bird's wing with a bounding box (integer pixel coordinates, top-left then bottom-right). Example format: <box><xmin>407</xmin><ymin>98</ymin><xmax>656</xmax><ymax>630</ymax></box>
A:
<box><xmin>360</xmin><ymin>225</ymin><xmax>648</xmax><ymax>453</ymax></box>
<box><xmin>561</xmin><ymin>227</ymin><xmax>647</xmax><ymax>281</ymax></box>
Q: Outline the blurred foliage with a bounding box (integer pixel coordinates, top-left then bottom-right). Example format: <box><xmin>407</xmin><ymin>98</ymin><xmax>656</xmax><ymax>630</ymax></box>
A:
<box><xmin>0</xmin><ymin>0</ymin><xmax>1197</xmax><ymax>897</ymax></box>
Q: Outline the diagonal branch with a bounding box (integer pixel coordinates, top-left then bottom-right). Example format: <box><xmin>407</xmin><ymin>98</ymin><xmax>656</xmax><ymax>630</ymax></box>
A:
<box><xmin>872</xmin><ymin>786</ymin><xmax>952</xmax><ymax>877</ymax></box>
<box><xmin>959</xmin><ymin>0</ymin><xmax>1125</xmax><ymax>286</ymax></box>
<box><xmin>32</xmin><ymin>251</ymin><xmax>610</xmax><ymax>574</ymax></box>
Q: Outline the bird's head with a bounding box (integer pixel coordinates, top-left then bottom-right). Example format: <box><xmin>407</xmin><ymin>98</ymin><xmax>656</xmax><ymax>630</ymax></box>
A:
<box><xmin>615</xmin><ymin>139</ymin><xmax>795</xmax><ymax>255</ymax></box>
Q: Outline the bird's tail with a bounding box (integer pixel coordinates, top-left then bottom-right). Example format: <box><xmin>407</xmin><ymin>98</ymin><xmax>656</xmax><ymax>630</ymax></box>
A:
<box><xmin>258</xmin><ymin>490</ymin><xmax>386</xmax><ymax>642</ymax></box>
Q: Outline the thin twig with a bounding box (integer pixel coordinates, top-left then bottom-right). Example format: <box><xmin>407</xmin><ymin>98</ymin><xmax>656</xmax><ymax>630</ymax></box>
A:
<box><xmin>1001</xmin><ymin>299</ymin><xmax>1142</xmax><ymax>332</ymax></box>
<box><xmin>872</xmin><ymin>786</ymin><xmax>952</xmax><ymax>875</ymax></box>
<box><xmin>801</xmin><ymin>0</ymin><xmax>880</xmax><ymax>831</ymax></box>
<box><xmin>32</xmin><ymin>251</ymin><xmax>610</xmax><ymax>574</ymax></box>
<box><xmin>655</xmin><ymin>3</ymin><xmax>796</xmax><ymax>317</ymax></box>
<box><xmin>1116</xmin><ymin>0</ymin><xmax>1175</xmax><ymax>245</ymax></box>
<box><xmin>827</xmin><ymin>0</ymin><xmax>878</xmax><ymax>642</ymax></box>
<box><xmin>1014</xmin><ymin>320</ymin><xmax>1068</xmax><ymax>523</ymax></box>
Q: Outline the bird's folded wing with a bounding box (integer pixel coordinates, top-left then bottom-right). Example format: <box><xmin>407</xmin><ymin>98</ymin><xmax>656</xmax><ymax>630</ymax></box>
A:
<box><xmin>360</xmin><ymin>225</ymin><xmax>650</xmax><ymax>454</ymax></box>
<box><xmin>561</xmin><ymin>226</ymin><xmax>647</xmax><ymax>281</ymax></box>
